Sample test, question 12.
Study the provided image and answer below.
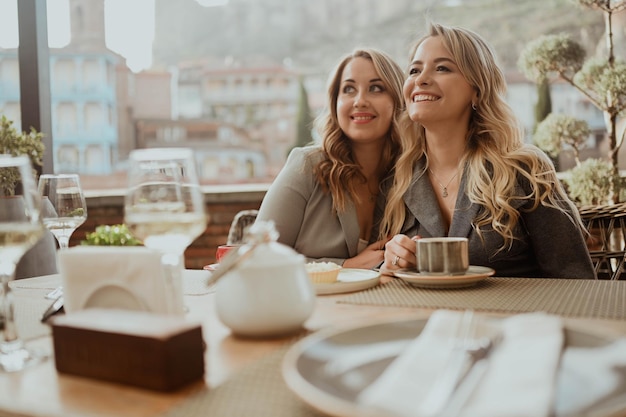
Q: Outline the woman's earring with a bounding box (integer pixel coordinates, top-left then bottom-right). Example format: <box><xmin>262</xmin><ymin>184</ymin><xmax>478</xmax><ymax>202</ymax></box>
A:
<box><xmin>471</xmin><ymin>102</ymin><xmax>477</xmax><ymax>111</ymax></box>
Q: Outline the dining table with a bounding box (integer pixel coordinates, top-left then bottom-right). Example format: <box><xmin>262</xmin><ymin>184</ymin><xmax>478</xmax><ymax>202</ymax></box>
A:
<box><xmin>2</xmin><ymin>269</ymin><xmax>626</xmax><ymax>417</ymax></box>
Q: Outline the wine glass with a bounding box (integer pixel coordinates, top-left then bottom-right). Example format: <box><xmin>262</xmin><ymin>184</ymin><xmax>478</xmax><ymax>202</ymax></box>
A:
<box><xmin>0</xmin><ymin>154</ymin><xmax>47</xmax><ymax>372</ymax></box>
<box><xmin>38</xmin><ymin>174</ymin><xmax>87</xmax><ymax>250</ymax></box>
<box><xmin>38</xmin><ymin>174</ymin><xmax>87</xmax><ymax>299</ymax></box>
<box><xmin>124</xmin><ymin>148</ymin><xmax>207</xmax><ymax>315</ymax></box>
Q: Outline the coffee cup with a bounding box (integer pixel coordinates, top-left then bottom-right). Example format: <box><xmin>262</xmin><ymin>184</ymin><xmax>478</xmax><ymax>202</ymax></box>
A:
<box><xmin>216</xmin><ymin>244</ymin><xmax>241</xmax><ymax>263</ymax></box>
<box><xmin>416</xmin><ymin>237</ymin><xmax>469</xmax><ymax>275</ymax></box>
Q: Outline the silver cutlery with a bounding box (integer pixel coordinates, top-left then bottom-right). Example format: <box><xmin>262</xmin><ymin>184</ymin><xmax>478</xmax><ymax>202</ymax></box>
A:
<box><xmin>417</xmin><ymin>310</ymin><xmax>495</xmax><ymax>417</ymax></box>
<box><xmin>45</xmin><ymin>286</ymin><xmax>63</xmax><ymax>300</ymax></box>
<box><xmin>41</xmin><ymin>296</ymin><xmax>64</xmax><ymax>323</ymax></box>
<box><xmin>323</xmin><ymin>339</ymin><xmax>412</xmax><ymax>377</ymax></box>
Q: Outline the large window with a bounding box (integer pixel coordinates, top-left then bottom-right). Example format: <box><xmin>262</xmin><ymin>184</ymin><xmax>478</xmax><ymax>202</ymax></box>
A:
<box><xmin>0</xmin><ymin>0</ymin><xmax>612</xmax><ymax>190</ymax></box>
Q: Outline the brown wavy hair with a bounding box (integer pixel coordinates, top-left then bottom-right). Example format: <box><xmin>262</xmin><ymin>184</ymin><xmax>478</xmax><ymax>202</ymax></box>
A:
<box><xmin>313</xmin><ymin>48</ymin><xmax>405</xmax><ymax>213</ymax></box>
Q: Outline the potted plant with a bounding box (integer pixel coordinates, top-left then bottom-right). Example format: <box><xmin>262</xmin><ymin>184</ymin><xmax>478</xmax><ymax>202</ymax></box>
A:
<box><xmin>81</xmin><ymin>224</ymin><xmax>143</xmax><ymax>246</ymax></box>
<box><xmin>0</xmin><ymin>115</ymin><xmax>58</xmax><ymax>279</ymax></box>
<box><xmin>0</xmin><ymin>115</ymin><xmax>44</xmax><ymax>195</ymax></box>
<box><xmin>518</xmin><ymin>0</ymin><xmax>626</xmax><ymax>205</ymax></box>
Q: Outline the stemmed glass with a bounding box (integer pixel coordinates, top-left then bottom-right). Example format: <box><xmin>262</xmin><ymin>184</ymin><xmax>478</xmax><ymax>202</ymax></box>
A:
<box><xmin>124</xmin><ymin>148</ymin><xmax>207</xmax><ymax>315</ymax></box>
<box><xmin>38</xmin><ymin>174</ymin><xmax>87</xmax><ymax>250</ymax></box>
<box><xmin>0</xmin><ymin>155</ymin><xmax>46</xmax><ymax>372</ymax></box>
<box><xmin>38</xmin><ymin>174</ymin><xmax>87</xmax><ymax>299</ymax></box>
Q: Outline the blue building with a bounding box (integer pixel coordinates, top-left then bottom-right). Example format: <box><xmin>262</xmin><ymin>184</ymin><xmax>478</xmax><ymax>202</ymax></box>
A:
<box><xmin>0</xmin><ymin>0</ymin><xmax>128</xmax><ymax>175</ymax></box>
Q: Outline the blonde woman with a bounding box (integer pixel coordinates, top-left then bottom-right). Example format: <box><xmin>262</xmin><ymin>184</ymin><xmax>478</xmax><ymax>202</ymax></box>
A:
<box><xmin>257</xmin><ymin>48</ymin><xmax>405</xmax><ymax>268</ymax></box>
<box><xmin>380</xmin><ymin>23</ymin><xmax>594</xmax><ymax>278</ymax></box>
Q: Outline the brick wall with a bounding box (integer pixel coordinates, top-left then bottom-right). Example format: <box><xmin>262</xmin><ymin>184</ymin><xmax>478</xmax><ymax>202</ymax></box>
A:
<box><xmin>71</xmin><ymin>185</ymin><xmax>268</xmax><ymax>269</ymax></box>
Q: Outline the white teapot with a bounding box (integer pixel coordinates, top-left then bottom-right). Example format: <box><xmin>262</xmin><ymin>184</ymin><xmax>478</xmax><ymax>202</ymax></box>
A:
<box><xmin>215</xmin><ymin>221</ymin><xmax>316</xmax><ymax>337</ymax></box>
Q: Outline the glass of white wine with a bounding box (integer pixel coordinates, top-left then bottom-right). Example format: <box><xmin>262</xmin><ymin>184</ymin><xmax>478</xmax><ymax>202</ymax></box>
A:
<box><xmin>124</xmin><ymin>148</ymin><xmax>207</xmax><ymax>314</ymax></box>
<box><xmin>38</xmin><ymin>173</ymin><xmax>87</xmax><ymax>300</ymax></box>
<box><xmin>38</xmin><ymin>174</ymin><xmax>87</xmax><ymax>250</ymax></box>
<box><xmin>0</xmin><ymin>155</ymin><xmax>46</xmax><ymax>372</ymax></box>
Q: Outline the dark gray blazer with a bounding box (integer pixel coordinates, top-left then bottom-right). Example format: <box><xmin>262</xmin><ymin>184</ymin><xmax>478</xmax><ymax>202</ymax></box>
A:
<box><xmin>394</xmin><ymin>159</ymin><xmax>595</xmax><ymax>279</ymax></box>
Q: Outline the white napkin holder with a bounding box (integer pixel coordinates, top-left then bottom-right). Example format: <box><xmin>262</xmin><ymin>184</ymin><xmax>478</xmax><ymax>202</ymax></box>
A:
<box><xmin>58</xmin><ymin>246</ymin><xmax>174</xmax><ymax>315</ymax></box>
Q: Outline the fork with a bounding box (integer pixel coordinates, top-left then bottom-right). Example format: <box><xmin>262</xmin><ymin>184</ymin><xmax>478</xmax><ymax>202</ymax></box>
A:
<box><xmin>417</xmin><ymin>310</ymin><xmax>494</xmax><ymax>417</ymax></box>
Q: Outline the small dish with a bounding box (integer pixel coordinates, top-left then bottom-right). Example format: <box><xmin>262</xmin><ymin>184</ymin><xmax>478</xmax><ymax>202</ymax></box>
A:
<box><xmin>315</xmin><ymin>268</ymin><xmax>380</xmax><ymax>295</ymax></box>
<box><xmin>393</xmin><ymin>265</ymin><xmax>495</xmax><ymax>289</ymax></box>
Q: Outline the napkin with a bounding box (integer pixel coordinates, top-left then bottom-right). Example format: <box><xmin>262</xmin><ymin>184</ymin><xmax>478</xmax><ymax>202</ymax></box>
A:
<box><xmin>554</xmin><ymin>337</ymin><xmax>626</xmax><ymax>417</ymax></box>
<box><xmin>359</xmin><ymin>310</ymin><xmax>564</xmax><ymax>417</ymax></box>
<box><xmin>58</xmin><ymin>246</ymin><xmax>179</xmax><ymax>315</ymax></box>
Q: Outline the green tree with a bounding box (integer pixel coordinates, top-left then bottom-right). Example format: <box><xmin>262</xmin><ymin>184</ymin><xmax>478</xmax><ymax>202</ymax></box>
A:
<box><xmin>518</xmin><ymin>0</ymin><xmax>626</xmax><ymax>203</ymax></box>
<box><xmin>533</xmin><ymin>113</ymin><xmax>590</xmax><ymax>166</ymax></box>
<box><xmin>533</xmin><ymin>78</ymin><xmax>552</xmax><ymax>133</ymax></box>
<box><xmin>293</xmin><ymin>78</ymin><xmax>314</xmax><ymax>150</ymax></box>
<box><xmin>565</xmin><ymin>158</ymin><xmax>623</xmax><ymax>205</ymax></box>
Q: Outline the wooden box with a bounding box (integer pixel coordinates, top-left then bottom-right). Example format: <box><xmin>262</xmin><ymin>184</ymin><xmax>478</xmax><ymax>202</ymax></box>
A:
<box><xmin>52</xmin><ymin>308</ymin><xmax>205</xmax><ymax>391</ymax></box>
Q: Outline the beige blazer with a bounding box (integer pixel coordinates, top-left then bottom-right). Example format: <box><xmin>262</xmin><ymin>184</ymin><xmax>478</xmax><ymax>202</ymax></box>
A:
<box><xmin>257</xmin><ymin>146</ymin><xmax>366</xmax><ymax>265</ymax></box>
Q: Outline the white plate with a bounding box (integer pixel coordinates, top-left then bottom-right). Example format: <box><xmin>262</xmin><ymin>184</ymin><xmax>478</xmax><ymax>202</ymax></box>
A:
<box><xmin>393</xmin><ymin>265</ymin><xmax>495</xmax><ymax>288</ymax></box>
<box><xmin>282</xmin><ymin>317</ymin><xmax>625</xmax><ymax>417</ymax></box>
<box><xmin>315</xmin><ymin>269</ymin><xmax>380</xmax><ymax>295</ymax></box>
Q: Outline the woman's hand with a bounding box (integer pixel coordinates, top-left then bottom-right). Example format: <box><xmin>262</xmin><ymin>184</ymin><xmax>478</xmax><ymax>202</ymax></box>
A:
<box><xmin>342</xmin><ymin>238</ymin><xmax>388</xmax><ymax>269</ymax></box>
<box><xmin>381</xmin><ymin>234</ymin><xmax>419</xmax><ymax>273</ymax></box>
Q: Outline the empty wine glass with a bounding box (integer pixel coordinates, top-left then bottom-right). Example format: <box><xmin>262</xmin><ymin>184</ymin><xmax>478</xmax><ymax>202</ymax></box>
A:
<box><xmin>38</xmin><ymin>174</ymin><xmax>87</xmax><ymax>300</ymax></box>
<box><xmin>0</xmin><ymin>154</ymin><xmax>47</xmax><ymax>372</ymax></box>
<box><xmin>124</xmin><ymin>148</ymin><xmax>207</xmax><ymax>315</ymax></box>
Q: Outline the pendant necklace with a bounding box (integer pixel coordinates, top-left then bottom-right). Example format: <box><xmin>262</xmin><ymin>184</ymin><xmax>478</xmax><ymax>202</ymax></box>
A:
<box><xmin>428</xmin><ymin>168</ymin><xmax>459</xmax><ymax>198</ymax></box>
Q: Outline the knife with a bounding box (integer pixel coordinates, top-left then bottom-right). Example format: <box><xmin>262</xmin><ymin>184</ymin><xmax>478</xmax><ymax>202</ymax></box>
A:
<box><xmin>41</xmin><ymin>296</ymin><xmax>64</xmax><ymax>323</ymax></box>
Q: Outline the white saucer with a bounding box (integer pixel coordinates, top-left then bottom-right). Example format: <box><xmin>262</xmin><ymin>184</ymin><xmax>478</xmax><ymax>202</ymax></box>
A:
<box><xmin>315</xmin><ymin>268</ymin><xmax>380</xmax><ymax>295</ymax></box>
<box><xmin>393</xmin><ymin>265</ymin><xmax>495</xmax><ymax>288</ymax></box>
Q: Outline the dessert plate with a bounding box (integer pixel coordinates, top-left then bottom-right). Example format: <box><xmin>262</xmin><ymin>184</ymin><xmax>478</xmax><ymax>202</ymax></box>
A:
<box><xmin>282</xmin><ymin>317</ymin><xmax>625</xmax><ymax>417</ymax></box>
<box><xmin>315</xmin><ymin>268</ymin><xmax>380</xmax><ymax>295</ymax></box>
<box><xmin>393</xmin><ymin>265</ymin><xmax>495</xmax><ymax>289</ymax></box>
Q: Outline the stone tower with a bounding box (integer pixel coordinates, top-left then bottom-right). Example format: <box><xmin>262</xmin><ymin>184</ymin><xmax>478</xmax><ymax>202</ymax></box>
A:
<box><xmin>68</xmin><ymin>0</ymin><xmax>107</xmax><ymax>51</ymax></box>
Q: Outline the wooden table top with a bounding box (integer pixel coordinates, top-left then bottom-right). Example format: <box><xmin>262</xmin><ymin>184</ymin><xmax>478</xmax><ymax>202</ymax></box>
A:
<box><xmin>2</xmin><ymin>273</ymin><xmax>625</xmax><ymax>417</ymax></box>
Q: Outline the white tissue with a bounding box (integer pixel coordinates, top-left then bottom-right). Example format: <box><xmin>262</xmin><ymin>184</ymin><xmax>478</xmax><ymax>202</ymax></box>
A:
<box><xmin>58</xmin><ymin>246</ymin><xmax>177</xmax><ymax>315</ymax></box>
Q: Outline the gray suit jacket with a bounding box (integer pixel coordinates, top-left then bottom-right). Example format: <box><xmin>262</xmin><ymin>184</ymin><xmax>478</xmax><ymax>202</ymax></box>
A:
<box><xmin>395</xmin><ymin>158</ymin><xmax>595</xmax><ymax>279</ymax></box>
<box><xmin>257</xmin><ymin>146</ymin><xmax>366</xmax><ymax>265</ymax></box>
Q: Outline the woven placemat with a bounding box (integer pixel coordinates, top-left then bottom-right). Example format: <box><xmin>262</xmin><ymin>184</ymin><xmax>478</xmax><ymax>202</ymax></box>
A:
<box><xmin>10</xmin><ymin>271</ymin><xmax>215</xmax><ymax>296</ymax></box>
<box><xmin>11</xmin><ymin>274</ymin><xmax>60</xmax><ymax>291</ymax></box>
<box><xmin>160</xmin><ymin>344</ymin><xmax>323</xmax><ymax>417</ymax></box>
<box><xmin>338</xmin><ymin>278</ymin><xmax>626</xmax><ymax>320</ymax></box>
<box><xmin>182</xmin><ymin>271</ymin><xmax>215</xmax><ymax>296</ymax></box>
<box><xmin>14</xmin><ymin>293</ymin><xmax>52</xmax><ymax>341</ymax></box>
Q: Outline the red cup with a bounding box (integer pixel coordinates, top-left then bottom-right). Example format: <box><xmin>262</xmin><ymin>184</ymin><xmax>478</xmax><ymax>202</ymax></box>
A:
<box><xmin>216</xmin><ymin>244</ymin><xmax>240</xmax><ymax>263</ymax></box>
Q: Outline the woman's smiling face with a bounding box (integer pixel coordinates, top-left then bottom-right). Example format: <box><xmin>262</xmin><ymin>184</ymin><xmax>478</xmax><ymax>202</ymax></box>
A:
<box><xmin>403</xmin><ymin>35</ymin><xmax>477</xmax><ymax>129</ymax></box>
<box><xmin>336</xmin><ymin>56</ymin><xmax>395</xmax><ymax>145</ymax></box>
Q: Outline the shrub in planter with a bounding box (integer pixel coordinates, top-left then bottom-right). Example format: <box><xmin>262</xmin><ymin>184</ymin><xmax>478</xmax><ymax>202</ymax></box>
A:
<box><xmin>81</xmin><ymin>224</ymin><xmax>143</xmax><ymax>246</ymax></box>
<box><xmin>564</xmin><ymin>158</ymin><xmax>623</xmax><ymax>206</ymax></box>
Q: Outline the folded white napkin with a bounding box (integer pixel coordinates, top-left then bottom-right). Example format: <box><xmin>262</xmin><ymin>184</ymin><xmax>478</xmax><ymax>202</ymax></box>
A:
<box><xmin>359</xmin><ymin>310</ymin><xmax>564</xmax><ymax>417</ymax></box>
<box><xmin>58</xmin><ymin>246</ymin><xmax>183</xmax><ymax>315</ymax></box>
<box><xmin>554</xmin><ymin>337</ymin><xmax>626</xmax><ymax>417</ymax></box>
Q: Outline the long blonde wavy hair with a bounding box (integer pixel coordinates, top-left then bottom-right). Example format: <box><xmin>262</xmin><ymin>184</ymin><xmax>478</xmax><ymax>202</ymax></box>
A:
<box><xmin>379</xmin><ymin>23</ymin><xmax>584</xmax><ymax>248</ymax></box>
<box><xmin>314</xmin><ymin>48</ymin><xmax>405</xmax><ymax>212</ymax></box>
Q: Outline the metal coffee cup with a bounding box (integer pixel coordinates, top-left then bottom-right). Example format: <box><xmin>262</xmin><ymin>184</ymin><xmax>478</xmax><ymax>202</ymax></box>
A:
<box><xmin>416</xmin><ymin>237</ymin><xmax>469</xmax><ymax>275</ymax></box>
